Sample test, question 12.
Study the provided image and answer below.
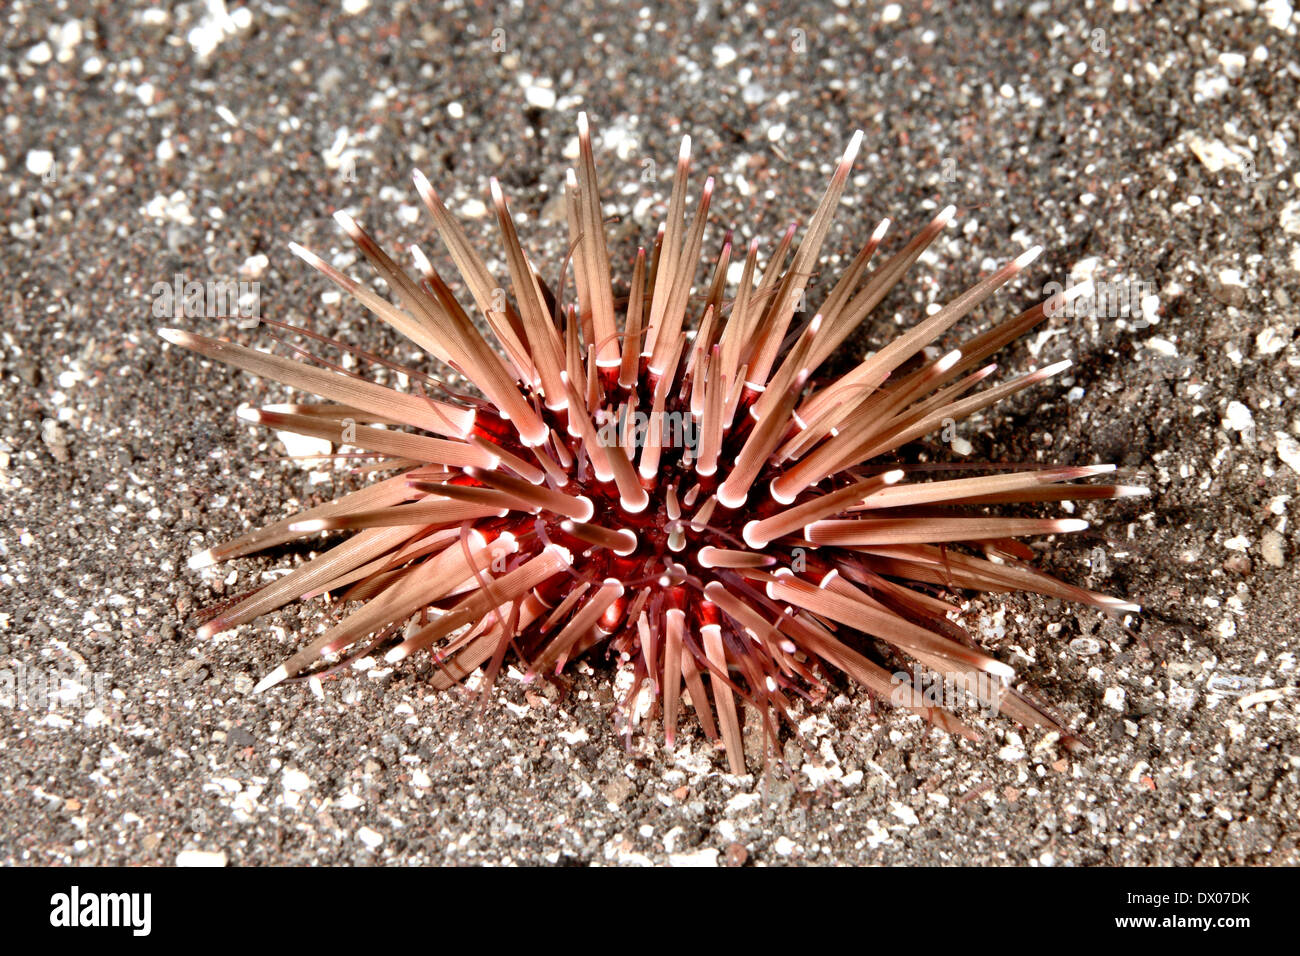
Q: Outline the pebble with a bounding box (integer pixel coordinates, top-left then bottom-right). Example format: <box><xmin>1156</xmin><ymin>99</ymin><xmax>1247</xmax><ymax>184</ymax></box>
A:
<box><xmin>1218</xmin><ymin>52</ymin><xmax>1247</xmax><ymax>78</ymax></box>
<box><xmin>1207</xmin><ymin>675</ymin><xmax>1257</xmax><ymax>697</ymax></box>
<box><xmin>1187</xmin><ymin>134</ymin><xmax>1245</xmax><ymax>174</ymax></box>
<box><xmin>1280</xmin><ymin>199</ymin><xmax>1300</xmax><ymax>236</ymax></box>
<box><xmin>1256</xmin><ymin>327</ymin><xmax>1288</xmax><ymax>355</ymax></box>
<box><xmin>723</xmin><ymin>843</ymin><xmax>748</xmax><ymax>867</ymax></box>
<box><xmin>1262</xmin><ymin>0</ymin><xmax>1293</xmax><ymax>31</ymax></box>
<box><xmin>1211</xmin><ymin>270</ymin><xmax>1247</xmax><ymax>306</ymax></box>
<box><xmin>41</xmin><ymin>419</ymin><xmax>70</xmax><ymax>462</ymax></box>
<box><xmin>273</xmin><ymin>429</ymin><xmax>332</xmax><ymax>464</ymax></box>
<box><xmin>282</xmin><ymin>768</ymin><xmax>313</xmax><ymax>792</ymax></box>
<box><xmin>15</xmin><ymin>358</ymin><xmax>39</xmax><ymax>386</ymax></box>
<box><xmin>239</xmin><ymin>253</ymin><xmax>269</xmax><ymax>279</ymax></box>
<box><xmin>176</xmin><ymin>849</ymin><xmax>228</xmax><ymax>867</ymax></box>
<box><xmin>1260</xmin><ymin>529</ymin><xmax>1286</xmax><ymax>568</ymax></box>
<box><xmin>891</xmin><ymin>802</ymin><xmax>920</xmax><ymax>825</ymax></box>
<box><xmin>998</xmin><ymin>740</ymin><xmax>1027</xmax><ymax>761</ymax></box>
<box><xmin>26</xmin><ymin>149</ymin><xmax>55</xmax><ymax>177</ymax></box>
<box><xmin>712</xmin><ymin>44</ymin><xmax>737</xmax><ymax>67</ymax></box>
<box><xmin>668</xmin><ymin>847</ymin><xmax>718</xmax><ymax>867</ymax></box>
<box><xmin>524</xmin><ymin>85</ymin><xmax>556</xmax><ymax>109</ymax></box>
<box><xmin>1070</xmin><ymin>637</ymin><xmax>1102</xmax><ymax>656</ymax></box>
<box><xmin>1224</xmin><ymin>401</ymin><xmax>1254</xmax><ymax>432</ymax></box>
<box><xmin>1276</xmin><ymin>432</ymin><xmax>1300</xmax><ymax>474</ymax></box>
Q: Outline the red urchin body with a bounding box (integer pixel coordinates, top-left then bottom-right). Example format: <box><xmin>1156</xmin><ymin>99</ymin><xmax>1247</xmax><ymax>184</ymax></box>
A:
<box><xmin>161</xmin><ymin>115</ymin><xmax>1144</xmax><ymax>772</ymax></box>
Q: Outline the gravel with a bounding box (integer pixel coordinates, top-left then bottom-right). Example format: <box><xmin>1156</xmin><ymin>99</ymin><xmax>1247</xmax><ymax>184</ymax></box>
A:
<box><xmin>1</xmin><ymin>0</ymin><xmax>1298</xmax><ymax>866</ymax></box>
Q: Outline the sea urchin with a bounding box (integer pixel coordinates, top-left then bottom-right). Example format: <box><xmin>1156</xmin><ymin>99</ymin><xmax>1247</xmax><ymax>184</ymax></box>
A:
<box><xmin>160</xmin><ymin>115</ymin><xmax>1144</xmax><ymax>772</ymax></box>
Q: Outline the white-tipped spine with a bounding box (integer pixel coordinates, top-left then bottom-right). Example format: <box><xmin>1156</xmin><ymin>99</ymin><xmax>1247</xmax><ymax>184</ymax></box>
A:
<box><xmin>253</xmin><ymin>665</ymin><xmax>288</xmax><ymax>694</ymax></box>
<box><xmin>1013</xmin><ymin>244</ymin><xmax>1043</xmax><ymax>270</ymax></box>
<box><xmin>187</xmin><ymin>548</ymin><xmax>216</xmax><ymax>570</ymax></box>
